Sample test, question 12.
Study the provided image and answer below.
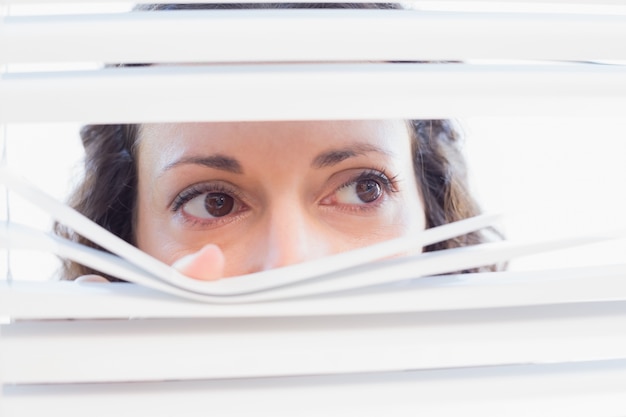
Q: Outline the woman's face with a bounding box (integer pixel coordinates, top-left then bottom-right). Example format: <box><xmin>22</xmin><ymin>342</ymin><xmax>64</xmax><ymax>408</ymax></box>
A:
<box><xmin>135</xmin><ymin>120</ymin><xmax>425</xmax><ymax>277</ymax></box>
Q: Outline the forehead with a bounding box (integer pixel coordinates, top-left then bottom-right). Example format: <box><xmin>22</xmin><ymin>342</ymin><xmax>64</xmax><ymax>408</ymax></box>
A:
<box><xmin>139</xmin><ymin>120</ymin><xmax>410</xmax><ymax>149</ymax></box>
<box><xmin>138</xmin><ymin>120</ymin><xmax>412</xmax><ymax>158</ymax></box>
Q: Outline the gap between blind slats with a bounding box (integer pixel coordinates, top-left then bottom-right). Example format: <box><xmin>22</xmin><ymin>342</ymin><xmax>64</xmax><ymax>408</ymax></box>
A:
<box><xmin>3</xmin><ymin>301</ymin><xmax>626</xmax><ymax>384</ymax></box>
<box><xmin>1</xmin><ymin>64</ymin><xmax>625</xmax><ymax>122</ymax></box>
<box><xmin>3</xmin><ymin>361</ymin><xmax>626</xmax><ymax>417</ymax></box>
<box><xmin>2</xmin><ymin>10</ymin><xmax>626</xmax><ymax>64</ymax></box>
<box><xmin>6</xmin><ymin>0</ymin><xmax>626</xmax><ymax>5</ymax></box>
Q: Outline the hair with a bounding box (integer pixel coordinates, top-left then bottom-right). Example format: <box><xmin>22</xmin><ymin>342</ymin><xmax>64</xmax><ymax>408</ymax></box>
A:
<box><xmin>55</xmin><ymin>3</ymin><xmax>501</xmax><ymax>281</ymax></box>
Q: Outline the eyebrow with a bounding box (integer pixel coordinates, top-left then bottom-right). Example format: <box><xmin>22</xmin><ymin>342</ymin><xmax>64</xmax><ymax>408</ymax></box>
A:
<box><xmin>311</xmin><ymin>144</ymin><xmax>392</xmax><ymax>169</ymax></box>
<box><xmin>162</xmin><ymin>154</ymin><xmax>244</xmax><ymax>175</ymax></box>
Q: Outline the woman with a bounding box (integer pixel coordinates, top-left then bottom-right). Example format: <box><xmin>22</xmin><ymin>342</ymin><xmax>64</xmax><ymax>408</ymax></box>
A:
<box><xmin>56</xmin><ymin>4</ymin><xmax>496</xmax><ymax>282</ymax></box>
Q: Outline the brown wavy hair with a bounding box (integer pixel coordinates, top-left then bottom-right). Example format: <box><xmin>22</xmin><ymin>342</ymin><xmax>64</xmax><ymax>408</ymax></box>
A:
<box><xmin>55</xmin><ymin>3</ymin><xmax>501</xmax><ymax>280</ymax></box>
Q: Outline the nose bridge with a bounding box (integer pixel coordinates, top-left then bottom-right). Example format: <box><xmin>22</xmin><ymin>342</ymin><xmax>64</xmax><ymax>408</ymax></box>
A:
<box><xmin>260</xmin><ymin>198</ymin><xmax>327</xmax><ymax>271</ymax></box>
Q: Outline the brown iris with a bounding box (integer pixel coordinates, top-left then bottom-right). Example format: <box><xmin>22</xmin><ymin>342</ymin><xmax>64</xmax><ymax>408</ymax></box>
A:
<box><xmin>204</xmin><ymin>192</ymin><xmax>234</xmax><ymax>217</ymax></box>
<box><xmin>355</xmin><ymin>179</ymin><xmax>382</xmax><ymax>203</ymax></box>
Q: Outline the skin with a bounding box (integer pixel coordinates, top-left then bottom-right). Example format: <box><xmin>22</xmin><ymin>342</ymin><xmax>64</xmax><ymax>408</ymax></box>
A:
<box><xmin>133</xmin><ymin>120</ymin><xmax>425</xmax><ymax>281</ymax></box>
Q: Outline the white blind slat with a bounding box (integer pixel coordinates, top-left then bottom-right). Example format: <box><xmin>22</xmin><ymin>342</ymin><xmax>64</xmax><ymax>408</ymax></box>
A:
<box><xmin>2</xmin><ymin>64</ymin><xmax>626</xmax><ymax>123</ymax></box>
<box><xmin>5</xmin><ymin>361</ymin><xmax>626</xmax><ymax>417</ymax></box>
<box><xmin>3</xmin><ymin>10</ymin><xmax>626</xmax><ymax>64</ymax></box>
<box><xmin>3</xmin><ymin>361</ymin><xmax>626</xmax><ymax>417</ymax></box>
<box><xmin>2</xmin><ymin>264</ymin><xmax>626</xmax><ymax>320</ymax></box>
<box><xmin>0</xmin><ymin>10</ymin><xmax>614</xmax><ymax>61</ymax></box>
<box><xmin>3</xmin><ymin>301</ymin><xmax>626</xmax><ymax>384</ymax></box>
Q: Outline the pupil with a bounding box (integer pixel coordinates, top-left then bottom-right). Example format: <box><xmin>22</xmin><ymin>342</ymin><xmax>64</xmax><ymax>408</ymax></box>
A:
<box><xmin>204</xmin><ymin>192</ymin><xmax>234</xmax><ymax>217</ymax></box>
<box><xmin>356</xmin><ymin>179</ymin><xmax>381</xmax><ymax>203</ymax></box>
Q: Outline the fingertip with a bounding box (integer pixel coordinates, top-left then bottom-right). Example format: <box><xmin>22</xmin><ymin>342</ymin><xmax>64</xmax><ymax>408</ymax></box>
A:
<box><xmin>173</xmin><ymin>244</ymin><xmax>225</xmax><ymax>281</ymax></box>
<box><xmin>75</xmin><ymin>274</ymin><xmax>110</xmax><ymax>284</ymax></box>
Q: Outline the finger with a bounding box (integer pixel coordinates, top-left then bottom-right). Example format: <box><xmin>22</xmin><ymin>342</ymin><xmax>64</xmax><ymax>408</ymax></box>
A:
<box><xmin>75</xmin><ymin>274</ymin><xmax>110</xmax><ymax>283</ymax></box>
<box><xmin>172</xmin><ymin>244</ymin><xmax>226</xmax><ymax>281</ymax></box>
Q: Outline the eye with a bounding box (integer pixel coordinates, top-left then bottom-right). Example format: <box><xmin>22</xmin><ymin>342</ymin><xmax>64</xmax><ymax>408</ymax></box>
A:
<box><xmin>171</xmin><ymin>182</ymin><xmax>244</xmax><ymax>222</ymax></box>
<box><xmin>335</xmin><ymin>178</ymin><xmax>384</xmax><ymax>205</ymax></box>
<box><xmin>183</xmin><ymin>192</ymin><xmax>236</xmax><ymax>219</ymax></box>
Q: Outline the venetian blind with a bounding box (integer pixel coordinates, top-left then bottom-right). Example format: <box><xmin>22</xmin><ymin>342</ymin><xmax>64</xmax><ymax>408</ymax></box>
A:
<box><xmin>1</xmin><ymin>2</ymin><xmax>626</xmax><ymax>416</ymax></box>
